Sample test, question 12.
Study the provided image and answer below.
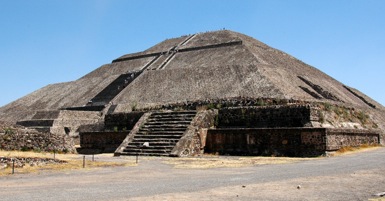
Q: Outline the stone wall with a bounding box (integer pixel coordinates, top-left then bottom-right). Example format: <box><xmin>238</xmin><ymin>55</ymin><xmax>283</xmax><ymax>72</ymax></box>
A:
<box><xmin>79</xmin><ymin>131</ymin><xmax>129</xmax><ymax>153</ymax></box>
<box><xmin>171</xmin><ymin>109</ymin><xmax>217</xmax><ymax>156</ymax></box>
<box><xmin>104</xmin><ymin>112</ymin><xmax>144</xmax><ymax>131</ymax></box>
<box><xmin>0</xmin><ymin>127</ymin><xmax>74</xmax><ymax>153</ymax></box>
<box><xmin>205</xmin><ymin>128</ymin><xmax>326</xmax><ymax>157</ymax></box>
<box><xmin>325</xmin><ymin>129</ymin><xmax>379</xmax><ymax>150</ymax></box>
<box><xmin>216</xmin><ymin>105</ymin><xmax>312</xmax><ymax>128</ymax></box>
<box><xmin>50</xmin><ymin>110</ymin><xmax>102</xmax><ymax>140</ymax></box>
<box><xmin>205</xmin><ymin>128</ymin><xmax>379</xmax><ymax>157</ymax></box>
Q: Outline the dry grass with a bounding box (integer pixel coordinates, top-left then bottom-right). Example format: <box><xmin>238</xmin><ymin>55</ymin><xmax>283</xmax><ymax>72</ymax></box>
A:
<box><xmin>0</xmin><ymin>150</ymin><xmax>136</xmax><ymax>176</ymax></box>
<box><xmin>165</xmin><ymin>145</ymin><xmax>383</xmax><ymax>169</ymax></box>
<box><xmin>333</xmin><ymin>144</ymin><xmax>381</xmax><ymax>156</ymax></box>
<box><xmin>164</xmin><ymin>155</ymin><xmax>313</xmax><ymax>169</ymax></box>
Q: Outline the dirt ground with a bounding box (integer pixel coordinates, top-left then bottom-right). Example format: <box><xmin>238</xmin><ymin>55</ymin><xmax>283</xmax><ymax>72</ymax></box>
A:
<box><xmin>125</xmin><ymin>168</ymin><xmax>385</xmax><ymax>201</ymax></box>
<box><xmin>1</xmin><ymin>147</ymin><xmax>385</xmax><ymax>201</ymax></box>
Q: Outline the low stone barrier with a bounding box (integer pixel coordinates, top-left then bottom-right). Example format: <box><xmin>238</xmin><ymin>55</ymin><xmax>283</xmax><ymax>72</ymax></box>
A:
<box><xmin>0</xmin><ymin>127</ymin><xmax>74</xmax><ymax>153</ymax></box>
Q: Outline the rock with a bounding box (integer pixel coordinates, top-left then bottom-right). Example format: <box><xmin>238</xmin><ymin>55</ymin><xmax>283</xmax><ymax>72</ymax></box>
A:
<box><xmin>373</xmin><ymin>192</ymin><xmax>385</xmax><ymax>197</ymax></box>
<box><xmin>0</xmin><ymin>163</ymin><xmax>7</xmax><ymax>169</ymax></box>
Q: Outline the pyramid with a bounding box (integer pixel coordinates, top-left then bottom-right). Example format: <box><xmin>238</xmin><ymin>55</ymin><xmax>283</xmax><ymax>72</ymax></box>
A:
<box><xmin>0</xmin><ymin>30</ymin><xmax>384</xmax><ymax>156</ymax></box>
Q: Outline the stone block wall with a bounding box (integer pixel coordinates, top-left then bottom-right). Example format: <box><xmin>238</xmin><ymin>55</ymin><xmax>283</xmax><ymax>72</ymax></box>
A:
<box><xmin>79</xmin><ymin>131</ymin><xmax>129</xmax><ymax>153</ymax></box>
<box><xmin>216</xmin><ymin>105</ymin><xmax>312</xmax><ymax>128</ymax></box>
<box><xmin>171</xmin><ymin>109</ymin><xmax>217</xmax><ymax>156</ymax></box>
<box><xmin>205</xmin><ymin>128</ymin><xmax>379</xmax><ymax>157</ymax></box>
<box><xmin>325</xmin><ymin>129</ymin><xmax>379</xmax><ymax>150</ymax></box>
<box><xmin>0</xmin><ymin>127</ymin><xmax>74</xmax><ymax>153</ymax></box>
<box><xmin>104</xmin><ymin>112</ymin><xmax>144</xmax><ymax>131</ymax></box>
<box><xmin>205</xmin><ymin>128</ymin><xmax>326</xmax><ymax>157</ymax></box>
<box><xmin>49</xmin><ymin>111</ymin><xmax>102</xmax><ymax>138</ymax></box>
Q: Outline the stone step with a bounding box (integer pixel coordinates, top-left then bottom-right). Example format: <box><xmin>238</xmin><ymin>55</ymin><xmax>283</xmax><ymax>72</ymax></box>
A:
<box><xmin>136</xmin><ymin>130</ymin><xmax>185</xmax><ymax>134</ymax></box>
<box><xmin>149</xmin><ymin>113</ymin><xmax>195</xmax><ymax>118</ymax></box>
<box><xmin>146</xmin><ymin>119</ymin><xmax>193</xmax><ymax>123</ymax></box>
<box><xmin>132</xmin><ymin>138</ymin><xmax>180</xmax><ymax>143</ymax></box>
<box><xmin>129</xmin><ymin>141</ymin><xmax>176</xmax><ymax>146</ymax></box>
<box><xmin>141</xmin><ymin>124</ymin><xmax>189</xmax><ymax>129</ymax></box>
<box><xmin>118</xmin><ymin>152</ymin><xmax>170</xmax><ymax>157</ymax></box>
<box><xmin>136</xmin><ymin>132</ymin><xmax>184</xmax><ymax>137</ymax></box>
<box><xmin>126</xmin><ymin>145</ymin><xmax>175</xmax><ymax>149</ymax></box>
<box><xmin>139</xmin><ymin>127</ymin><xmax>187</xmax><ymax>132</ymax></box>
<box><xmin>135</xmin><ymin>131</ymin><xmax>185</xmax><ymax>136</ymax></box>
<box><xmin>128</xmin><ymin>144</ymin><xmax>175</xmax><ymax>149</ymax></box>
<box><xmin>150</xmin><ymin>113</ymin><xmax>196</xmax><ymax>116</ymax></box>
<box><xmin>122</xmin><ymin>148</ymin><xmax>172</xmax><ymax>154</ymax></box>
<box><xmin>148</xmin><ymin>117</ymin><xmax>195</xmax><ymax>121</ymax></box>
<box><xmin>151</xmin><ymin>111</ymin><xmax>196</xmax><ymax>115</ymax></box>
<box><xmin>87</xmin><ymin>72</ymin><xmax>141</xmax><ymax>107</ymax></box>
<box><xmin>145</xmin><ymin>121</ymin><xmax>192</xmax><ymax>125</ymax></box>
<box><xmin>134</xmin><ymin>135</ymin><xmax>183</xmax><ymax>140</ymax></box>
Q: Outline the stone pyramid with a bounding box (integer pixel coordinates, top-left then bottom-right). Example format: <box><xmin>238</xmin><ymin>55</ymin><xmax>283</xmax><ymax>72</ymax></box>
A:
<box><xmin>0</xmin><ymin>30</ymin><xmax>384</xmax><ymax>152</ymax></box>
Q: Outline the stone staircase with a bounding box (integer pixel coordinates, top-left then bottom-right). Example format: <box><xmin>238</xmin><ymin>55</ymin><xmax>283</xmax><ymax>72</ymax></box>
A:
<box><xmin>119</xmin><ymin>111</ymin><xmax>196</xmax><ymax>156</ymax></box>
<box><xmin>66</xmin><ymin>71</ymin><xmax>142</xmax><ymax>111</ymax></box>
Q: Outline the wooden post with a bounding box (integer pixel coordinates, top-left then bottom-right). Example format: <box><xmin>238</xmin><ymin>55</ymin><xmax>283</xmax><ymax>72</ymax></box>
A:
<box><xmin>83</xmin><ymin>156</ymin><xmax>85</xmax><ymax>168</ymax></box>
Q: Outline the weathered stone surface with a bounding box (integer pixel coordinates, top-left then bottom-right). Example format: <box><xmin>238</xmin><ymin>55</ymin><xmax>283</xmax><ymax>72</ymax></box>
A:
<box><xmin>0</xmin><ymin>30</ymin><xmax>384</xmax><ymax>155</ymax></box>
<box><xmin>104</xmin><ymin>112</ymin><xmax>144</xmax><ymax>131</ymax></box>
<box><xmin>205</xmin><ymin>128</ymin><xmax>379</xmax><ymax>157</ymax></box>
<box><xmin>171</xmin><ymin>109</ymin><xmax>217</xmax><ymax>157</ymax></box>
<box><xmin>2</xmin><ymin>30</ymin><xmax>383</xmax><ymax>124</ymax></box>
<box><xmin>0</xmin><ymin>157</ymin><xmax>66</xmax><ymax>169</ymax></box>
<box><xmin>79</xmin><ymin>131</ymin><xmax>129</xmax><ymax>153</ymax></box>
<box><xmin>216</xmin><ymin>105</ymin><xmax>312</xmax><ymax>128</ymax></box>
<box><xmin>0</xmin><ymin>124</ymin><xmax>74</xmax><ymax>153</ymax></box>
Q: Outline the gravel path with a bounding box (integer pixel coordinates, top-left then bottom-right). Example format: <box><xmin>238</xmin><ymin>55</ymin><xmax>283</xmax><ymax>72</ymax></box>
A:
<box><xmin>1</xmin><ymin>148</ymin><xmax>385</xmax><ymax>201</ymax></box>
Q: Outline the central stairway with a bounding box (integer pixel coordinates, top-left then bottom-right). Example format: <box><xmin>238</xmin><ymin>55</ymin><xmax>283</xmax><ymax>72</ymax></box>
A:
<box><xmin>119</xmin><ymin>111</ymin><xmax>196</xmax><ymax>156</ymax></box>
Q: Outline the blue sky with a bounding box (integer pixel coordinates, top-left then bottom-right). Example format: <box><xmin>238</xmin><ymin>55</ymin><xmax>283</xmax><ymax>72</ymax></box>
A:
<box><xmin>0</xmin><ymin>0</ymin><xmax>384</xmax><ymax>107</ymax></box>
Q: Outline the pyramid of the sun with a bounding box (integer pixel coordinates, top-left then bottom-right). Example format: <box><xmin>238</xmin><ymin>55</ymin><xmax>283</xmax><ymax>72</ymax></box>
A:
<box><xmin>0</xmin><ymin>30</ymin><xmax>384</xmax><ymax>154</ymax></box>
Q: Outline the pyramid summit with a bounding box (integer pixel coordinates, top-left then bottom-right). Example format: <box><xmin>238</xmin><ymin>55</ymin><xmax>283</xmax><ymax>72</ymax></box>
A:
<box><xmin>1</xmin><ymin>30</ymin><xmax>384</xmax><ymax>156</ymax></box>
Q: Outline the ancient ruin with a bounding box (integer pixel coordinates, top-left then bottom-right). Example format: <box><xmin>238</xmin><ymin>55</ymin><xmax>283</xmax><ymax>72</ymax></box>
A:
<box><xmin>0</xmin><ymin>30</ymin><xmax>384</xmax><ymax>156</ymax></box>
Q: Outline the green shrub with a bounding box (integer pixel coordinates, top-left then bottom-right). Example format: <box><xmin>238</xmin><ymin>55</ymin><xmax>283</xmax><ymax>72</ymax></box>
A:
<box><xmin>4</xmin><ymin>127</ymin><xmax>14</xmax><ymax>135</ymax></box>
<box><xmin>214</xmin><ymin>115</ymin><xmax>219</xmax><ymax>127</ymax></box>
<box><xmin>318</xmin><ymin>111</ymin><xmax>325</xmax><ymax>123</ymax></box>
<box><xmin>256</xmin><ymin>99</ymin><xmax>266</xmax><ymax>106</ymax></box>
<box><xmin>131</xmin><ymin>102</ymin><xmax>138</xmax><ymax>111</ymax></box>
<box><xmin>323</xmin><ymin>103</ymin><xmax>332</xmax><ymax>111</ymax></box>
<box><xmin>357</xmin><ymin>111</ymin><xmax>368</xmax><ymax>124</ymax></box>
<box><xmin>207</xmin><ymin>103</ymin><xmax>216</xmax><ymax>109</ymax></box>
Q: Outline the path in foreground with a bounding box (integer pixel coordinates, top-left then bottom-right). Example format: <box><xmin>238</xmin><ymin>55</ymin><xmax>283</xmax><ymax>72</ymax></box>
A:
<box><xmin>1</xmin><ymin>148</ymin><xmax>385</xmax><ymax>201</ymax></box>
